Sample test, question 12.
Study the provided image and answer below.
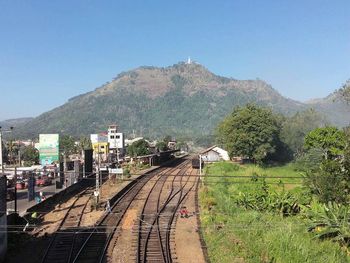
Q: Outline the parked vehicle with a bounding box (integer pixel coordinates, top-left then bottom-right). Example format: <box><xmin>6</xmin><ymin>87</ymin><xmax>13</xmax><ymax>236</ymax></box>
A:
<box><xmin>16</xmin><ymin>180</ymin><xmax>26</xmax><ymax>190</ymax></box>
<box><xmin>36</xmin><ymin>176</ymin><xmax>52</xmax><ymax>187</ymax></box>
<box><xmin>192</xmin><ymin>157</ymin><xmax>204</xmax><ymax>169</ymax></box>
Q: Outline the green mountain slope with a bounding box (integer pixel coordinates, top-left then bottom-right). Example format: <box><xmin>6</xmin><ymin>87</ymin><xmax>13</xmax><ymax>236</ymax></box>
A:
<box><xmin>0</xmin><ymin>118</ymin><xmax>33</xmax><ymax>130</ymax></box>
<box><xmin>13</xmin><ymin>62</ymin><xmax>350</xmax><ymax>139</ymax></box>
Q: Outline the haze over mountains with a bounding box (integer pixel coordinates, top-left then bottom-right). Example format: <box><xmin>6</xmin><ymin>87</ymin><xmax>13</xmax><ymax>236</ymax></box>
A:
<box><xmin>0</xmin><ymin>118</ymin><xmax>33</xmax><ymax>130</ymax></box>
<box><xmin>9</xmin><ymin>62</ymin><xmax>350</xmax><ymax>139</ymax></box>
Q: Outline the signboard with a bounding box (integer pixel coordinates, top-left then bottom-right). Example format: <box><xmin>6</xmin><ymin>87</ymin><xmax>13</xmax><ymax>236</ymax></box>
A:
<box><xmin>37</xmin><ymin>134</ymin><xmax>60</xmax><ymax>165</ymax></box>
<box><xmin>109</xmin><ymin>168</ymin><xmax>123</xmax><ymax>174</ymax></box>
<box><xmin>90</xmin><ymin>134</ymin><xmax>108</xmax><ymax>144</ymax></box>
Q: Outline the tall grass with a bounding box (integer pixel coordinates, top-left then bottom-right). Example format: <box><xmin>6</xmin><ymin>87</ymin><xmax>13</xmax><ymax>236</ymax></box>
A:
<box><xmin>200</xmin><ymin>162</ymin><xmax>350</xmax><ymax>263</ymax></box>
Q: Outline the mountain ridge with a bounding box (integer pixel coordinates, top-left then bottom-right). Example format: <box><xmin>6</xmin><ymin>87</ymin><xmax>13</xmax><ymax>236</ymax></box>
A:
<box><xmin>11</xmin><ymin>62</ymin><xmax>350</xmax><ymax>139</ymax></box>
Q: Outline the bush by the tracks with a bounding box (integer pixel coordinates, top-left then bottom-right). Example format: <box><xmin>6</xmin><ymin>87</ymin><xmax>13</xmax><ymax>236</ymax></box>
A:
<box><xmin>306</xmin><ymin>202</ymin><xmax>350</xmax><ymax>247</ymax></box>
<box><xmin>200</xmin><ymin>162</ymin><xmax>350</xmax><ymax>262</ymax></box>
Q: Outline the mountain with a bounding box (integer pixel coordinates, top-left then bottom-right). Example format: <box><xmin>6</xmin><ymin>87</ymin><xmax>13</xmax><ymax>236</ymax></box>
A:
<box><xmin>305</xmin><ymin>92</ymin><xmax>350</xmax><ymax>127</ymax></box>
<box><xmin>13</xmin><ymin>62</ymin><xmax>350</xmax><ymax>139</ymax></box>
<box><xmin>0</xmin><ymin>117</ymin><xmax>33</xmax><ymax>130</ymax></box>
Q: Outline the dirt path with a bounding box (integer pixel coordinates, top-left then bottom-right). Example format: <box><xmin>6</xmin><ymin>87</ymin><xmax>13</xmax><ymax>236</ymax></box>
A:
<box><xmin>173</xmin><ymin>169</ymin><xmax>206</xmax><ymax>263</ymax></box>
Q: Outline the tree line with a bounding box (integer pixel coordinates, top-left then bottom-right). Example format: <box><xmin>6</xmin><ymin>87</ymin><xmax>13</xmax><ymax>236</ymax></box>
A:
<box><xmin>216</xmin><ymin>97</ymin><xmax>350</xmax><ymax>205</ymax></box>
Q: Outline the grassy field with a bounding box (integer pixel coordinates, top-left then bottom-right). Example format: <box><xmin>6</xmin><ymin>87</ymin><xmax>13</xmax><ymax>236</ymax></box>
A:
<box><xmin>199</xmin><ymin>162</ymin><xmax>350</xmax><ymax>263</ymax></box>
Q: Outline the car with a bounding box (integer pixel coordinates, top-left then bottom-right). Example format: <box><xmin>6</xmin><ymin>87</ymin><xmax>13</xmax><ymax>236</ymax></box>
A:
<box><xmin>16</xmin><ymin>180</ymin><xmax>26</xmax><ymax>190</ymax></box>
<box><xmin>36</xmin><ymin>176</ymin><xmax>52</xmax><ymax>187</ymax></box>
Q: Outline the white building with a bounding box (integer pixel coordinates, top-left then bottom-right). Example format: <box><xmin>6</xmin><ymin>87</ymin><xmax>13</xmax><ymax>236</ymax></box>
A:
<box><xmin>107</xmin><ymin>125</ymin><xmax>125</xmax><ymax>155</ymax></box>
<box><xmin>200</xmin><ymin>145</ymin><xmax>230</xmax><ymax>162</ymax></box>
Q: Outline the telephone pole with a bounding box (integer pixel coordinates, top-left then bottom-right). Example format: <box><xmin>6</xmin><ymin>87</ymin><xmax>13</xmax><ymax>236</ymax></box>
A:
<box><xmin>0</xmin><ymin>130</ymin><xmax>3</xmax><ymax>173</ymax></box>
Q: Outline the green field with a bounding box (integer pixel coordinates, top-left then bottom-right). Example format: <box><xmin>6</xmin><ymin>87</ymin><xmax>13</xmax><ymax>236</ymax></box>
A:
<box><xmin>199</xmin><ymin>162</ymin><xmax>350</xmax><ymax>263</ymax></box>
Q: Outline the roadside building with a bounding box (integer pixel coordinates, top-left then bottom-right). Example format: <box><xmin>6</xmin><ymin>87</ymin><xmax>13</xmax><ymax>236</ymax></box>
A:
<box><xmin>90</xmin><ymin>133</ymin><xmax>109</xmax><ymax>162</ymax></box>
<box><xmin>200</xmin><ymin>145</ymin><xmax>230</xmax><ymax>162</ymax></box>
<box><xmin>167</xmin><ymin>140</ymin><xmax>177</xmax><ymax>150</ymax></box>
<box><xmin>108</xmin><ymin>125</ymin><xmax>125</xmax><ymax>158</ymax></box>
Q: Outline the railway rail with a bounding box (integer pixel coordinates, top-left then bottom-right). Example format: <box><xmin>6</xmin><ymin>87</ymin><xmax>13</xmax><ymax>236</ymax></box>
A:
<box><xmin>137</xmin><ymin>160</ymin><xmax>196</xmax><ymax>263</ymax></box>
<box><xmin>38</xmin><ymin>157</ymin><xmax>195</xmax><ymax>263</ymax></box>
<box><xmin>71</xmin><ymin>159</ymin><xmax>186</xmax><ymax>263</ymax></box>
<box><xmin>41</xmin><ymin>187</ymin><xmax>94</xmax><ymax>263</ymax></box>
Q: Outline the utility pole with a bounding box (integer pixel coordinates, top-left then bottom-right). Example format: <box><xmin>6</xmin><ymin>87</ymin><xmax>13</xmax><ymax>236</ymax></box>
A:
<box><xmin>95</xmin><ymin>157</ymin><xmax>100</xmax><ymax>205</ymax></box>
<box><xmin>63</xmin><ymin>153</ymin><xmax>67</xmax><ymax>188</ymax></box>
<box><xmin>98</xmin><ymin>144</ymin><xmax>102</xmax><ymax>197</ymax></box>
<box><xmin>199</xmin><ymin>155</ymin><xmax>202</xmax><ymax>180</ymax></box>
<box><xmin>0</xmin><ymin>129</ymin><xmax>3</xmax><ymax>173</ymax></box>
<box><xmin>114</xmin><ymin>132</ymin><xmax>117</xmax><ymax>162</ymax></box>
<box><xmin>95</xmin><ymin>144</ymin><xmax>100</xmax><ymax>205</ymax></box>
<box><xmin>18</xmin><ymin>149</ymin><xmax>20</xmax><ymax>166</ymax></box>
<box><xmin>14</xmin><ymin>167</ymin><xmax>17</xmax><ymax>214</ymax></box>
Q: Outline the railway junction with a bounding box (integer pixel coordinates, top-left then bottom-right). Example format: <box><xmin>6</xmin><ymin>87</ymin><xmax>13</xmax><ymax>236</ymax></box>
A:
<box><xmin>5</xmin><ymin>156</ymin><xmax>207</xmax><ymax>263</ymax></box>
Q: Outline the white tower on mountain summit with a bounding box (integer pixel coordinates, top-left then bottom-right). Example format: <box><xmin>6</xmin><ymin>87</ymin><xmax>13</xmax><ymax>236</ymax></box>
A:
<box><xmin>187</xmin><ymin>57</ymin><xmax>192</xmax><ymax>64</ymax></box>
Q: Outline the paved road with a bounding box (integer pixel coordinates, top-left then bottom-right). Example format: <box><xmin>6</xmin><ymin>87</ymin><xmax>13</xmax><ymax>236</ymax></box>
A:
<box><xmin>7</xmin><ymin>178</ymin><xmax>64</xmax><ymax>216</ymax></box>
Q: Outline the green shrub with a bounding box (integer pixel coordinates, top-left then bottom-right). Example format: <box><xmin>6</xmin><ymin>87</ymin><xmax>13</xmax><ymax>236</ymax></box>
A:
<box><xmin>307</xmin><ymin>202</ymin><xmax>350</xmax><ymax>246</ymax></box>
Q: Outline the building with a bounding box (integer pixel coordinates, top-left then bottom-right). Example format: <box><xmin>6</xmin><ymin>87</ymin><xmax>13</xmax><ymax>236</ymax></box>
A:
<box><xmin>200</xmin><ymin>145</ymin><xmax>230</xmax><ymax>162</ymax></box>
<box><xmin>90</xmin><ymin>133</ymin><xmax>109</xmax><ymax>162</ymax></box>
<box><xmin>107</xmin><ymin>125</ymin><xmax>125</xmax><ymax>157</ymax></box>
<box><xmin>167</xmin><ymin>140</ymin><xmax>177</xmax><ymax>150</ymax></box>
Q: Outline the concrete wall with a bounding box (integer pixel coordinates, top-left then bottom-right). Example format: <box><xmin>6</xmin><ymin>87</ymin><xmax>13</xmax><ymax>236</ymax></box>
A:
<box><xmin>0</xmin><ymin>176</ymin><xmax>7</xmax><ymax>262</ymax></box>
<box><xmin>26</xmin><ymin>175</ymin><xmax>95</xmax><ymax>214</ymax></box>
<box><xmin>202</xmin><ymin>150</ymin><xmax>221</xmax><ymax>162</ymax></box>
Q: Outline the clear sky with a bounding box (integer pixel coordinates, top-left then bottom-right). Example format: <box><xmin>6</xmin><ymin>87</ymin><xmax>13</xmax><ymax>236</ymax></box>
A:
<box><xmin>1</xmin><ymin>0</ymin><xmax>349</xmax><ymax>120</ymax></box>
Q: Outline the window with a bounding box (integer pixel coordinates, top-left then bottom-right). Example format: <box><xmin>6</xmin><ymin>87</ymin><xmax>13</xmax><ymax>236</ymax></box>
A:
<box><xmin>110</xmin><ymin>135</ymin><xmax>115</xmax><ymax>139</ymax></box>
<box><xmin>116</xmin><ymin>135</ymin><xmax>120</xmax><ymax>139</ymax></box>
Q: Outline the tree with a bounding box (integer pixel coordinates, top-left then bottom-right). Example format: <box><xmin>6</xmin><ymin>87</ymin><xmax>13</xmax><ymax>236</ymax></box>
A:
<box><xmin>176</xmin><ymin>141</ymin><xmax>189</xmax><ymax>152</ymax></box>
<box><xmin>22</xmin><ymin>145</ymin><xmax>39</xmax><ymax>165</ymax></box>
<box><xmin>302</xmin><ymin>127</ymin><xmax>350</xmax><ymax>204</ymax></box>
<box><xmin>163</xmin><ymin>135</ymin><xmax>172</xmax><ymax>145</ymax></box>
<box><xmin>339</xmin><ymin>79</ymin><xmax>350</xmax><ymax>103</ymax></box>
<box><xmin>60</xmin><ymin>135</ymin><xmax>77</xmax><ymax>156</ymax></box>
<box><xmin>78</xmin><ymin>136</ymin><xmax>92</xmax><ymax>151</ymax></box>
<box><xmin>280</xmin><ymin>109</ymin><xmax>327</xmax><ymax>155</ymax></box>
<box><xmin>156</xmin><ymin>141</ymin><xmax>168</xmax><ymax>152</ymax></box>
<box><xmin>303</xmin><ymin>84</ymin><xmax>350</xmax><ymax>204</ymax></box>
<box><xmin>216</xmin><ymin>104</ymin><xmax>284</xmax><ymax>164</ymax></box>
<box><xmin>304</xmin><ymin>127</ymin><xmax>346</xmax><ymax>159</ymax></box>
<box><xmin>294</xmin><ymin>147</ymin><xmax>323</xmax><ymax>172</ymax></box>
<box><xmin>127</xmin><ymin>139</ymin><xmax>150</xmax><ymax>157</ymax></box>
<box><xmin>305</xmin><ymin>159</ymin><xmax>350</xmax><ymax>204</ymax></box>
<box><xmin>1</xmin><ymin>141</ymin><xmax>8</xmax><ymax>164</ymax></box>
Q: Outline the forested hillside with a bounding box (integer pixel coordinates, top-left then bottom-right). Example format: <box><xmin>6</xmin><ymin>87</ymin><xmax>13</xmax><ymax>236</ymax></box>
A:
<box><xmin>12</xmin><ymin>62</ymin><xmax>350</xmax><ymax>139</ymax></box>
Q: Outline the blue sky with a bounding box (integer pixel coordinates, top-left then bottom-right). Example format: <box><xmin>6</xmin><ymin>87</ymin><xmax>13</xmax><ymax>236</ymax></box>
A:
<box><xmin>1</xmin><ymin>0</ymin><xmax>349</xmax><ymax>120</ymax></box>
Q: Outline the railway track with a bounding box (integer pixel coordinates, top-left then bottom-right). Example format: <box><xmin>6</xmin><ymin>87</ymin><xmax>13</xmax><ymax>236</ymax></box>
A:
<box><xmin>71</xmin><ymin>159</ymin><xmax>186</xmax><ymax>263</ymax></box>
<box><xmin>41</xmin><ymin>187</ymin><xmax>94</xmax><ymax>263</ymax></box>
<box><xmin>137</xmin><ymin>160</ymin><xmax>196</xmax><ymax>263</ymax></box>
<box><xmin>39</xmin><ymin>157</ymin><xmax>194</xmax><ymax>263</ymax></box>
